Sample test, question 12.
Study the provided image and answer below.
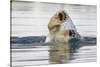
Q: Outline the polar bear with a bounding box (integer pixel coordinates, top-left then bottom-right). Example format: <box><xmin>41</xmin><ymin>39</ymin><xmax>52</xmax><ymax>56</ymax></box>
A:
<box><xmin>46</xmin><ymin>11</ymin><xmax>80</xmax><ymax>43</ymax></box>
<box><xmin>46</xmin><ymin>11</ymin><xmax>70</xmax><ymax>43</ymax></box>
<box><xmin>47</xmin><ymin>11</ymin><xmax>81</xmax><ymax>63</ymax></box>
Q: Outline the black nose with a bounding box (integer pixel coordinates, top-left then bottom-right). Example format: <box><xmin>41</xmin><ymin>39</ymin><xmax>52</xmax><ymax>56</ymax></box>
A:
<box><xmin>58</xmin><ymin>13</ymin><xmax>63</xmax><ymax>21</ymax></box>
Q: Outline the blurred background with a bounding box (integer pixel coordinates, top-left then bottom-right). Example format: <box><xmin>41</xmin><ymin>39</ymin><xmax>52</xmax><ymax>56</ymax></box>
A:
<box><xmin>11</xmin><ymin>0</ymin><xmax>97</xmax><ymax>37</ymax></box>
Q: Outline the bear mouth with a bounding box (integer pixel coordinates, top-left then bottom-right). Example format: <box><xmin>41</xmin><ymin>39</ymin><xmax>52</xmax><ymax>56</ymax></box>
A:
<box><xmin>58</xmin><ymin>11</ymin><xmax>66</xmax><ymax>21</ymax></box>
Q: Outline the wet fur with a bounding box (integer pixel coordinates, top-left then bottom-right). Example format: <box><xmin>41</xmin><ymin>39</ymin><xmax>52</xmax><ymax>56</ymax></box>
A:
<box><xmin>48</xmin><ymin>11</ymin><xmax>69</xmax><ymax>43</ymax></box>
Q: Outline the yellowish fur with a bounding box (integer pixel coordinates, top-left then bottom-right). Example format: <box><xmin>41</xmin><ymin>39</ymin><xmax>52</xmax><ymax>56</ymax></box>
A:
<box><xmin>48</xmin><ymin>12</ymin><xmax>69</xmax><ymax>43</ymax></box>
<box><xmin>48</xmin><ymin>12</ymin><xmax>70</xmax><ymax>63</ymax></box>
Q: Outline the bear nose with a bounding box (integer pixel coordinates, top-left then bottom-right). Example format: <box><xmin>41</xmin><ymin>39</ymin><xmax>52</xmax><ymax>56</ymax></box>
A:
<box><xmin>58</xmin><ymin>13</ymin><xmax>63</xmax><ymax>21</ymax></box>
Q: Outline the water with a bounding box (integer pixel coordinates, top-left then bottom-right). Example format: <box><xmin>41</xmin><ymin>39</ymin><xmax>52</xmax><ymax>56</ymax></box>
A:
<box><xmin>11</xmin><ymin>42</ymin><xmax>96</xmax><ymax>67</ymax></box>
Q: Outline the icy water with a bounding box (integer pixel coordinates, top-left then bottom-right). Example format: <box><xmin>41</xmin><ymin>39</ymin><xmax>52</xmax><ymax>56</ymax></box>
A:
<box><xmin>11</xmin><ymin>42</ymin><xmax>96</xmax><ymax>67</ymax></box>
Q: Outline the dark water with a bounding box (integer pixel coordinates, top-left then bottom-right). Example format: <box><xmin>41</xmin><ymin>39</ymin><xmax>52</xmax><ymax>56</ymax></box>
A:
<box><xmin>11</xmin><ymin>37</ymin><xmax>96</xmax><ymax>67</ymax></box>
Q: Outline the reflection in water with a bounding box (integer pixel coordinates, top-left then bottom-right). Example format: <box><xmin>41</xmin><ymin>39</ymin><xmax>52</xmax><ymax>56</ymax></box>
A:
<box><xmin>48</xmin><ymin>37</ymin><xmax>81</xmax><ymax>64</ymax></box>
<box><xmin>49</xmin><ymin>42</ymin><xmax>70</xmax><ymax>64</ymax></box>
<box><xmin>11</xmin><ymin>37</ymin><xmax>96</xmax><ymax>67</ymax></box>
